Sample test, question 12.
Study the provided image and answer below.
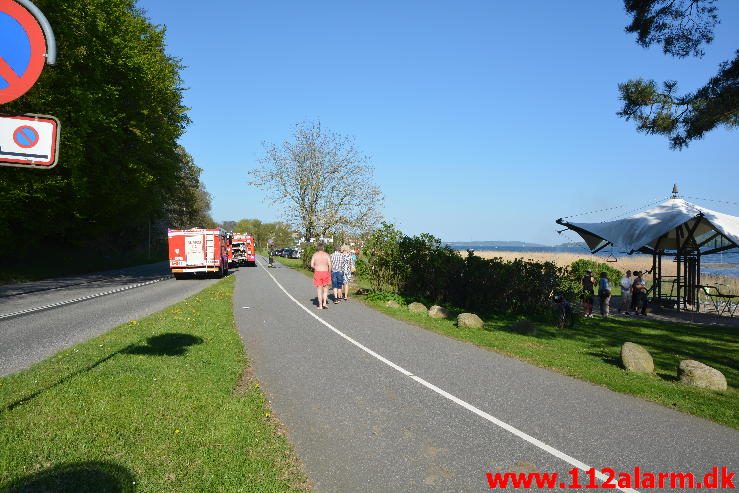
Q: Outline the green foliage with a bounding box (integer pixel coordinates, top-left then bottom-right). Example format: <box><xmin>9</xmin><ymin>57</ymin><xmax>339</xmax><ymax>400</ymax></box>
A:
<box><xmin>365</xmin><ymin>291</ymin><xmax>406</xmax><ymax>305</ymax></box>
<box><xmin>226</xmin><ymin>219</ymin><xmax>294</xmax><ymax>250</ymax></box>
<box><xmin>361</xmin><ymin>224</ymin><xmax>572</xmax><ymax>317</ymax></box>
<box><xmin>300</xmin><ymin>243</ymin><xmax>317</xmax><ymax>270</ymax></box>
<box><xmin>0</xmin><ymin>0</ymin><xmax>200</xmax><ymax>265</ymax></box>
<box><xmin>618</xmin><ymin>55</ymin><xmax>739</xmax><ymax>149</ymax></box>
<box><xmin>363</xmin><ymin>222</ymin><xmax>404</xmax><ymax>292</ymax></box>
<box><xmin>624</xmin><ymin>0</ymin><xmax>718</xmax><ymax>58</ymax></box>
<box><xmin>619</xmin><ymin>1</ymin><xmax>737</xmax><ymax>148</ymax></box>
<box><xmin>569</xmin><ymin>259</ymin><xmax>623</xmax><ymax>292</ymax></box>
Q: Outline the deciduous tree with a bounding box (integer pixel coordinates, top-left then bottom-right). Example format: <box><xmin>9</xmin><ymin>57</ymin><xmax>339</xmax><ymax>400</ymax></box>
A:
<box><xmin>250</xmin><ymin>122</ymin><xmax>383</xmax><ymax>240</ymax></box>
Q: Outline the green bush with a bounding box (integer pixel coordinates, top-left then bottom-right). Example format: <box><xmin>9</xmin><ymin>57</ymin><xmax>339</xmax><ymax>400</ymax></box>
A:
<box><xmin>366</xmin><ymin>291</ymin><xmax>407</xmax><ymax>305</ymax></box>
<box><xmin>300</xmin><ymin>244</ymin><xmax>317</xmax><ymax>270</ymax></box>
<box><xmin>569</xmin><ymin>259</ymin><xmax>623</xmax><ymax>292</ymax></box>
<box><xmin>361</xmin><ymin>224</ymin><xmax>575</xmax><ymax>318</ymax></box>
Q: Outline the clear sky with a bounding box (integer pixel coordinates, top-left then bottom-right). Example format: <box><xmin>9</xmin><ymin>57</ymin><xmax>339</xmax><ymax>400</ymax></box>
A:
<box><xmin>137</xmin><ymin>0</ymin><xmax>738</xmax><ymax>245</ymax></box>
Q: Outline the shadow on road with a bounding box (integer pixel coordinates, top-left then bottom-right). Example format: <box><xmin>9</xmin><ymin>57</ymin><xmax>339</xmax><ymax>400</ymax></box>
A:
<box><xmin>0</xmin><ymin>460</ymin><xmax>135</xmax><ymax>493</ymax></box>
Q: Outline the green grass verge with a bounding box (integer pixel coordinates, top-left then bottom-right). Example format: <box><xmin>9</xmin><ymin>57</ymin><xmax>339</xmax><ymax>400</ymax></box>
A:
<box><xmin>364</xmin><ymin>299</ymin><xmax>738</xmax><ymax>429</ymax></box>
<box><xmin>0</xmin><ymin>276</ymin><xmax>308</xmax><ymax>493</ymax></box>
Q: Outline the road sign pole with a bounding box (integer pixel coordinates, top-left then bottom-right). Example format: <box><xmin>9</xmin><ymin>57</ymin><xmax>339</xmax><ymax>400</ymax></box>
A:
<box><xmin>14</xmin><ymin>0</ymin><xmax>56</xmax><ymax>64</ymax></box>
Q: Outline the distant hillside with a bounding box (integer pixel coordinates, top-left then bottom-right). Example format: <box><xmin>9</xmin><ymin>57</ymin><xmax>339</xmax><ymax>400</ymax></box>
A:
<box><xmin>555</xmin><ymin>241</ymin><xmax>587</xmax><ymax>249</ymax></box>
<box><xmin>446</xmin><ymin>241</ymin><xmax>548</xmax><ymax>248</ymax></box>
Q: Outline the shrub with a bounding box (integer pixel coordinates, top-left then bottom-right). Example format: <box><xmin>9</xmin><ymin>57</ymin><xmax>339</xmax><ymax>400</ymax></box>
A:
<box><xmin>361</xmin><ymin>224</ymin><xmax>582</xmax><ymax>319</ymax></box>
<box><xmin>363</xmin><ymin>222</ymin><xmax>404</xmax><ymax>292</ymax></box>
<box><xmin>569</xmin><ymin>259</ymin><xmax>622</xmax><ymax>292</ymax></box>
<box><xmin>300</xmin><ymin>243</ymin><xmax>317</xmax><ymax>270</ymax></box>
<box><xmin>366</xmin><ymin>291</ymin><xmax>406</xmax><ymax>305</ymax></box>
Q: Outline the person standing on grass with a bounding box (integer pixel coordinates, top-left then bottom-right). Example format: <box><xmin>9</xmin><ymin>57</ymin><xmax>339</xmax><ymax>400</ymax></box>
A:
<box><xmin>581</xmin><ymin>269</ymin><xmax>595</xmax><ymax>317</ymax></box>
<box><xmin>631</xmin><ymin>271</ymin><xmax>641</xmax><ymax>312</ymax></box>
<box><xmin>619</xmin><ymin>270</ymin><xmax>632</xmax><ymax>314</ymax></box>
<box><xmin>330</xmin><ymin>245</ymin><xmax>345</xmax><ymax>303</ymax></box>
<box><xmin>310</xmin><ymin>243</ymin><xmax>332</xmax><ymax>309</ymax></box>
<box><xmin>634</xmin><ymin>271</ymin><xmax>648</xmax><ymax>316</ymax></box>
<box><xmin>598</xmin><ymin>272</ymin><xmax>612</xmax><ymax>317</ymax></box>
<box><xmin>341</xmin><ymin>244</ymin><xmax>355</xmax><ymax>301</ymax></box>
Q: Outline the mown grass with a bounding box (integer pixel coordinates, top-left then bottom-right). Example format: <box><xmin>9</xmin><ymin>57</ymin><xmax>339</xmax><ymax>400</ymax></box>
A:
<box><xmin>366</xmin><ymin>299</ymin><xmax>739</xmax><ymax>429</ymax></box>
<box><xmin>0</xmin><ymin>276</ymin><xmax>308</xmax><ymax>493</ymax></box>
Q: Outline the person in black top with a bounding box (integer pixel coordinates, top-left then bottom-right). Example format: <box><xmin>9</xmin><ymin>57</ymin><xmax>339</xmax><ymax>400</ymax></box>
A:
<box><xmin>582</xmin><ymin>269</ymin><xmax>595</xmax><ymax>318</ymax></box>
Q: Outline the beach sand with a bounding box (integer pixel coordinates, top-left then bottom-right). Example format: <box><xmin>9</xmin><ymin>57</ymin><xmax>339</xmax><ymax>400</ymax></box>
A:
<box><xmin>459</xmin><ymin>250</ymin><xmax>739</xmax><ymax>292</ymax></box>
<box><xmin>461</xmin><ymin>250</ymin><xmax>667</xmax><ymax>274</ymax></box>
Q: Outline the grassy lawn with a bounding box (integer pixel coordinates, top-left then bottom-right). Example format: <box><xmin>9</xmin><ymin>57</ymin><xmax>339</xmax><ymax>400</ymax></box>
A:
<box><xmin>268</xmin><ymin>257</ymin><xmax>738</xmax><ymax>429</ymax></box>
<box><xmin>0</xmin><ymin>276</ymin><xmax>308</xmax><ymax>493</ymax></box>
<box><xmin>366</xmin><ymin>299</ymin><xmax>739</xmax><ymax>429</ymax></box>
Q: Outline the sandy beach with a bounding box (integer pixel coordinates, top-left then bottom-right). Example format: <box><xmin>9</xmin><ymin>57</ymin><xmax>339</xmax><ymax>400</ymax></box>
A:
<box><xmin>460</xmin><ymin>250</ymin><xmax>739</xmax><ymax>292</ymax></box>
<box><xmin>461</xmin><ymin>250</ymin><xmax>668</xmax><ymax>274</ymax></box>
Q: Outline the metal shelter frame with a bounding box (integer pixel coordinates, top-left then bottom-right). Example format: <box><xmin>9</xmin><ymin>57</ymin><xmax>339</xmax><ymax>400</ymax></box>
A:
<box><xmin>556</xmin><ymin>194</ymin><xmax>739</xmax><ymax>313</ymax></box>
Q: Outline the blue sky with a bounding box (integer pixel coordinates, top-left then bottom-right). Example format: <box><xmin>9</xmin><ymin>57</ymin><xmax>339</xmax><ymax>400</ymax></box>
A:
<box><xmin>137</xmin><ymin>0</ymin><xmax>738</xmax><ymax>244</ymax></box>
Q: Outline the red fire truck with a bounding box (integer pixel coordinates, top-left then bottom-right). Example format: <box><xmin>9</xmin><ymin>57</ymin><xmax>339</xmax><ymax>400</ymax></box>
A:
<box><xmin>168</xmin><ymin>228</ymin><xmax>230</xmax><ymax>278</ymax></box>
<box><xmin>232</xmin><ymin>233</ymin><xmax>256</xmax><ymax>266</ymax></box>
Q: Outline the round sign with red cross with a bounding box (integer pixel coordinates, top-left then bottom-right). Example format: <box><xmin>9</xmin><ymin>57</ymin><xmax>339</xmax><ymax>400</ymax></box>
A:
<box><xmin>0</xmin><ymin>0</ymin><xmax>47</xmax><ymax>104</ymax></box>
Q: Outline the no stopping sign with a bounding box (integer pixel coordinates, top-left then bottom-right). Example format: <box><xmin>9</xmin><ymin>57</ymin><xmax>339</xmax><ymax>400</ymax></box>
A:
<box><xmin>0</xmin><ymin>0</ymin><xmax>48</xmax><ymax>104</ymax></box>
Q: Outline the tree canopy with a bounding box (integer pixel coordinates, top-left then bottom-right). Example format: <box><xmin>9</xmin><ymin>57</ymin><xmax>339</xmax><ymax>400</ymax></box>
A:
<box><xmin>0</xmin><ymin>0</ymin><xmax>209</xmax><ymax>262</ymax></box>
<box><xmin>618</xmin><ymin>0</ymin><xmax>738</xmax><ymax>149</ymax></box>
<box><xmin>250</xmin><ymin>122</ymin><xmax>383</xmax><ymax>240</ymax></box>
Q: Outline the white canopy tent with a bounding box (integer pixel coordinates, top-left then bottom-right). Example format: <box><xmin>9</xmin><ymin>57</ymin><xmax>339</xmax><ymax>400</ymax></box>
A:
<box><xmin>557</xmin><ymin>198</ymin><xmax>739</xmax><ymax>256</ymax></box>
<box><xmin>556</xmin><ymin>197</ymin><xmax>739</xmax><ymax>311</ymax></box>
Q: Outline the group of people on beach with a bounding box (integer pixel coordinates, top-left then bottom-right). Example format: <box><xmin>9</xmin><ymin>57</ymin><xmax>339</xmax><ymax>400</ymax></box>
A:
<box><xmin>310</xmin><ymin>243</ymin><xmax>357</xmax><ymax>309</ymax></box>
<box><xmin>581</xmin><ymin>269</ymin><xmax>648</xmax><ymax>318</ymax></box>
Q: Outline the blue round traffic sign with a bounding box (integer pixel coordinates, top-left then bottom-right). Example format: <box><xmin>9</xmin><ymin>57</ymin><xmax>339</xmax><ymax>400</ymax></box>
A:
<box><xmin>0</xmin><ymin>0</ymin><xmax>47</xmax><ymax>104</ymax></box>
<box><xmin>13</xmin><ymin>125</ymin><xmax>39</xmax><ymax>148</ymax></box>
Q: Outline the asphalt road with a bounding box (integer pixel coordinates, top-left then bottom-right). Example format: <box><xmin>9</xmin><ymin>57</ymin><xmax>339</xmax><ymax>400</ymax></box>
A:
<box><xmin>234</xmin><ymin>257</ymin><xmax>739</xmax><ymax>492</ymax></box>
<box><xmin>0</xmin><ymin>262</ymin><xmax>218</xmax><ymax>376</ymax></box>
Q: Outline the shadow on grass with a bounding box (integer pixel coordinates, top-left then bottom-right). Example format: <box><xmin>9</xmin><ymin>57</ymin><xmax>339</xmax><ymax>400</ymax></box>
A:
<box><xmin>2</xmin><ymin>332</ymin><xmax>203</xmax><ymax>413</ymax></box>
<box><xmin>123</xmin><ymin>333</ymin><xmax>203</xmax><ymax>356</ymax></box>
<box><xmin>0</xmin><ymin>461</ymin><xmax>135</xmax><ymax>493</ymax></box>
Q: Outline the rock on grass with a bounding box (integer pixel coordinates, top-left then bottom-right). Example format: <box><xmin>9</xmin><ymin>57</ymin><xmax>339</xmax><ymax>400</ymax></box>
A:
<box><xmin>428</xmin><ymin>305</ymin><xmax>449</xmax><ymax>319</ymax></box>
<box><xmin>678</xmin><ymin>360</ymin><xmax>727</xmax><ymax>391</ymax></box>
<box><xmin>457</xmin><ymin>313</ymin><xmax>483</xmax><ymax>329</ymax></box>
<box><xmin>408</xmin><ymin>302</ymin><xmax>428</xmax><ymax>314</ymax></box>
<box><xmin>621</xmin><ymin>342</ymin><xmax>654</xmax><ymax>373</ymax></box>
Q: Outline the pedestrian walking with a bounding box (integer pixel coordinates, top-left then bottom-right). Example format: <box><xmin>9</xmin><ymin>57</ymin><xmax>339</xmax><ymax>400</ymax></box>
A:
<box><xmin>341</xmin><ymin>244</ymin><xmax>355</xmax><ymax>301</ymax></box>
<box><xmin>310</xmin><ymin>243</ymin><xmax>332</xmax><ymax>309</ymax></box>
<box><xmin>330</xmin><ymin>245</ymin><xmax>345</xmax><ymax>303</ymax></box>
<box><xmin>619</xmin><ymin>270</ymin><xmax>632</xmax><ymax>314</ymax></box>
<box><xmin>598</xmin><ymin>272</ymin><xmax>611</xmax><ymax>317</ymax></box>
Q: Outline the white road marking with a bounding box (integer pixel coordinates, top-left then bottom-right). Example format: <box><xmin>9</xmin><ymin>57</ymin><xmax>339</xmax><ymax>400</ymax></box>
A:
<box><xmin>0</xmin><ymin>278</ymin><xmax>169</xmax><ymax>321</ymax></box>
<box><xmin>257</xmin><ymin>259</ymin><xmax>639</xmax><ymax>493</ymax></box>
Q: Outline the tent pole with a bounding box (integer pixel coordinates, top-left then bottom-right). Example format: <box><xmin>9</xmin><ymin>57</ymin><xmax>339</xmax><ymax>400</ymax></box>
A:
<box><xmin>660</xmin><ymin>252</ymin><xmax>664</xmax><ymax>301</ymax></box>
<box><xmin>676</xmin><ymin>230</ymin><xmax>681</xmax><ymax>312</ymax></box>
<box><xmin>651</xmin><ymin>252</ymin><xmax>657</xmax><ymax>303</ymax></box>
<box><xmin>696</xmin><ymin>254</ymin><xmax>701</xmax><ymax>313</ymax></box>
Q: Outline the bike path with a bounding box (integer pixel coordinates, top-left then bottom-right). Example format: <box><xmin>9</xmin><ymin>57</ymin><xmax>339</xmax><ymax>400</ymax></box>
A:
<box><xmin>232</xmin><ymin>260</ymin><xmax>738</xmax><ymax>492</ymax></box>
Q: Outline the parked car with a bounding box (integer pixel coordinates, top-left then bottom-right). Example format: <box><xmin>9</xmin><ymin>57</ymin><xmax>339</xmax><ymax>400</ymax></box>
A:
<box><xmin>288</xmin><ymin>248</ymin><xmax>302</xmax><ymax>259</ymax></box>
